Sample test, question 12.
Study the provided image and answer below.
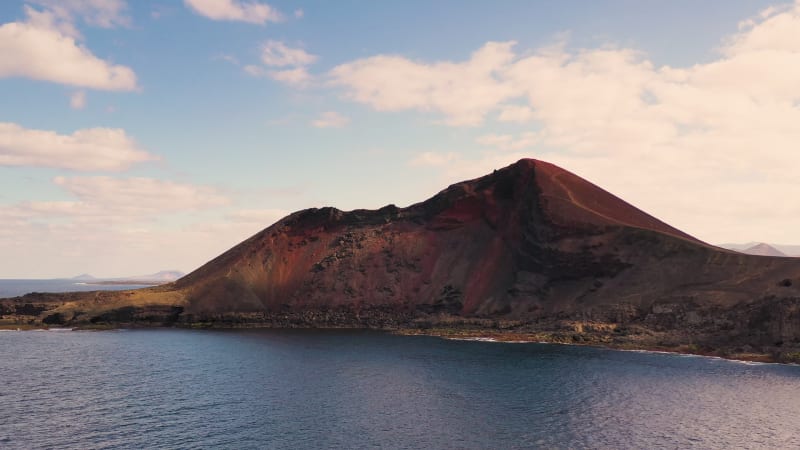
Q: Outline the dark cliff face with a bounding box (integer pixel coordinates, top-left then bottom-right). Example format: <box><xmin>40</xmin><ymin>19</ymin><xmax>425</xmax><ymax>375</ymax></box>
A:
<box><xmin>6</xmin><ymin>158</ymin><xmax>800</xmax><ymax>359</ymax></box>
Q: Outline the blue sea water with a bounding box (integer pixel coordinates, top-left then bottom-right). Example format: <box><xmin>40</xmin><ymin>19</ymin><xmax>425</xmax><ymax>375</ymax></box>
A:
<box><xmin>1</xmin><ymin>329</ymin><xmax>798</xmax><ymax>449</ymax></box>
<box><xmin>0</xmin><ymin>279</ymin><xmax>152</xmax><ymax>298</ymax></box>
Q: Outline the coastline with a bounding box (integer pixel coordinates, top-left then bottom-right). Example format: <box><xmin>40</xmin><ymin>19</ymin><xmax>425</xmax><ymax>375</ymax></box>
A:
<box><xmin>392</xmin><ymin>327</ymin><xmax>786</xmax><ymax>364</ymax></box>
<box><xmin>0</xmin><ymin>321</ymin><xmax>792</xmax><ymax>365</ymax></box>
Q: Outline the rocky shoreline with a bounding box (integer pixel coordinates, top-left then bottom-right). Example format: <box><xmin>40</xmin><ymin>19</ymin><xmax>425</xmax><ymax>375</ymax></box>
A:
<box><xmin>3</xmin><ymin>310</ymin><xmax>799</xmax><ymax>364</ymax></box>
<box><xmin>394</xmin><ymin>327</ymin><xmax>790</xmax><ymax>364</ymax></box>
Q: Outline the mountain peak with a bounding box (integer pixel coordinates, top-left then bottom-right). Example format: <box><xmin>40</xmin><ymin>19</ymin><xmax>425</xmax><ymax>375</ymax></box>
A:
<box><xmin>439</xmin><ymin>158</ymin><xmax>703</xmax><ymax>244</ymax></box>
<box><xmin>743</xmin><ymin>243</ymin><xmax>787</xmax><ymax>257</ymax></box>
<box><xmin>71</xmin><ymin>274</ymin><xmax>96</xmax><ymax>281</ymax></box>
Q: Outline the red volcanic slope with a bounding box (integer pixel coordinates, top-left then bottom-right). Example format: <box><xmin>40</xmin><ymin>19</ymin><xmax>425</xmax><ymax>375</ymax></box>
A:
<box><xmin>170</xmin><ymin>158</ymin><xmax>717</xmax><ymax>319</ymax></box>
<box><xmin>531</xmin><ymin>160</ymin><xmax>701</xmax><ymax>243</ymax></box>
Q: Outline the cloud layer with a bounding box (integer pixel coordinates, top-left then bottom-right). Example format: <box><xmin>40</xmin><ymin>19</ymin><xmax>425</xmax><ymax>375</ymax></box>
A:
<box><xmin>28</xmin><ymin>0</ymin><xmax>131</xmax><ymax>30</ymax></box>
<box><xmin>184</xmin><ymin>0</ymin><xmax>283</xmax><ymax>24</ymax></box>
<box><xmin>244</xmin><ymin>40</ymin><xmax>317</xmax><ymax>87</ymax></box>
<box><xmin>0</xmin><ymin>122</ymin><xmax>157</xmax><ymax>171</ymax></box>
<box><xmin>0</xmin><ymin>5</ymin><xmax>137</xmax><ymax>90</ymax></box>
<box><xmin>0</xmin><ymin>176</ymin><xmax>237</xmax><ymax>277</ymax></box>
<box><xmin>312</xmin><ymin>111</ymin><xmax>349</xmax><ymax>128</ymax></box>
<box><xmin>69</xmin><ymin>90</ymin><xmax>86</xmax><ymax>109</ymax></box>
<box><xmin>51</xmin><ymin>176</ymin><xmax>230</xmax><ymax>215</ymax></box>
<box><xmin>330</xmin><ymin>42</ymin><xmax>518</xmax><ymax>126</ymax></box>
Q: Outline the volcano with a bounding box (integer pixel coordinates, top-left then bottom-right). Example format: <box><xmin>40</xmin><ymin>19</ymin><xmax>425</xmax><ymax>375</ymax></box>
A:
<box><xmin>5</xmin><ymin>159</ymin><xmax>800</xmax><ymax>362</ymax></box>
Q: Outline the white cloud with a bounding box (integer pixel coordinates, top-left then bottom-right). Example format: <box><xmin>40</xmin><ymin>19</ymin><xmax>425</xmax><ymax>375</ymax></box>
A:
<box><xmin>244</xmin><ymin>64</ymin><xmax>313</xmax><ymax>87</ymax></box>
<box><xmin>0</xmin><ymin>122</ymin><xmax>156</xmax><ymax>171</ymax></box>
<box><xmin>0</xmin><ymin>177</ymin><xmax>235</xmax><ymax>277</ymax></box>
<box><xmin>726</xmin><ymin>2</ymin><xmax>800</xmax><ymax>55</ymax></box>
<box><xmin>52</xmin><ymin>176</ymin><xmax>230</xmax><ymax>214</ymax></box>
<box><xmin>245</xmin><ymin>41</ymin><xmax>317</xmax><ymax>86</ymax></box>
<box><xmin>184</xmin><ymin>0</ymin><xmax>283</xmax><ymax>24</ymax></box>
<box><xmin>0</xmin><ymin>217</ymin><xmax>200</xmax><ymax>278</ymax></box>
<box><xmin>150</xmin><ymin>4</ymin><xmax>176</xmax><ymax>20</ymax></box>
<box><xmin>267</xmin><ymin>67</ymin><xmax>313</xmax><ymax>86</ymax></box>
<box><xmin>260</xmin><ymin>40</ymin><xmax>316</xmax><ymax>67</ymax></box>
<box><xmin>372</xmin><ymin>2</ymin><xmax>800</xmax><ymax>243</ymax></box>
<box><xmin>228</xmin><ymin>208</ymin><xmax>288</xmax><ymax>224</ymax></box>
<box><xmin>497</xmin><ymin>105</ymin><xmax>535</xmax><ymax>123</ymax></box>
<box><xmin>28</xmin><ymin>0</ymin><xmax>131</xmax><ymax>29</ymax></box>
<box><xmin>5</xmin><ymin>176</ymin><xmax>229</xmax><ymax>224</ymax></box>
<box><xmin>312</xmin><ymin>111</ymin><xmax>350</xmax><ymax>128</ymax></box>
<box><xmin>214</xmin><ymin>53</ymin><xmax>240</xmax><ymax>65</ymax></box>
<box><xmin>294</xmin><ymin>9</ymin><xmax>304</xmax><ymax>19</ymax></box>
<box><xmin>0</xmin><ymin>217</ymin><xmax>260</xmax><ymax>277</ymax></box>
<box><xmin>23</xmin><ymin>5</ymin><xmax>80</xmax><ymax>39</ymax></box>
<box><xmin>243</xmin><ymin>64</ymin><xmax>266</xmax><ymax>76</ymax></box>
<box><xmin>407</xmin><ymin>150</ymin><xmax>533</xmax><ymax>182</ymax></box>
<box><xmin>69</xmin><ymin>90</ymin><xmax>86</xmax><ymax>109</ymax></box>
<box><xmin>0</xmin><ymin>7</ymin><xmax>138</xmax><ymax>90</ymax></box>
<box><xmin>329</xmin><ymin>41</ymin><xmax>519</xmax><ymax>126</ymax></box>
<box><xmin>476</xmin><ymin>132</ymin><xmax>539</xmax><ymax>151</ymax></box>
<box><xmin>408</xmin><ymin>152</ymin><xmax>459</xmax><ymax>167</ymax></box>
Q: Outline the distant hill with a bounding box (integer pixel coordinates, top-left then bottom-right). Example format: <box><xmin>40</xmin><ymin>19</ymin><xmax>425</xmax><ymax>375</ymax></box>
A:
<box><xmin>720</xmin><ymin>242</ymin><xmax>799</xmax><ymax>257</ymax></box>
<box><xmin>70</xmin><ymin>271</ymin><xmax>185</xmax><ymax>284</ymax></box>
<box><xmin>132</xmin><ymin>271</ymin><xmax>185</xmax><ymax>282</ymax></box>
<box><xmin>743</xmin><ymin>243</ymin><xmax>787</xmax><ymax>257</ymax></box>
<box><xmin>71</xmin><ymin>274</ymin><xmax>97</xmax><ymax>281</ymax></box>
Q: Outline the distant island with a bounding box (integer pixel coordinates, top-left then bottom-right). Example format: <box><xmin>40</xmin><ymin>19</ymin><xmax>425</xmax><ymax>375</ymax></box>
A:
<box><xmin>721</xmin><ymin>242</ymin><xmax>797</xmax><ymax>257</ymax></box>
<box><xmin>81</xmin><ymin>280</ymin><xmax>164</xmax><ymax>286</ymax></box>
<box><xmin>72</xmin><ymin>271</ymin><xmax>185</xmax><ymax>286</ymax></box>
<box><xmin>2</xmin><ymin>159</ymin><xmax>800</xmax><ymax>363</ymax></box>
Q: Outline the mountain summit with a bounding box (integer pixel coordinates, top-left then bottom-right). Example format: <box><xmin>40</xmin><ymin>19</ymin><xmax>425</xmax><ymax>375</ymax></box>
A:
<box><xmin>743</xmin><ymin>243</ymin><xmax>788</xmax><ymax>257</ymax></box>
<box><xmin>5</xmin><ymin>159</ymin><xmax>800</xmax><ymax>361</ymax></box>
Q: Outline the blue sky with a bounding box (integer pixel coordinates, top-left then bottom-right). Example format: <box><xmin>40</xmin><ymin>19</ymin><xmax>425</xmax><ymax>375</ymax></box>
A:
<box><xmin>1</xmin><ymin>0</ymin><xmax>798</xmax><ymax>277</ymax></box>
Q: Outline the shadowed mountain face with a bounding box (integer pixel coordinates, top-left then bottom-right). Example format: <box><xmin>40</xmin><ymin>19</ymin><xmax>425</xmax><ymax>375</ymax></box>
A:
<box><xmin>5</xmin><ymin>159</ymin><xmax>800</xmax><ymax>360</ymax></box>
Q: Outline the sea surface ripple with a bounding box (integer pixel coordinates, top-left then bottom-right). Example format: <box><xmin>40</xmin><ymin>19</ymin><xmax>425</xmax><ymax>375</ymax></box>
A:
<box><xmin>1</xmin><ymin>329</ymin><xmax>799</xmax><ymax>449</ymax></box>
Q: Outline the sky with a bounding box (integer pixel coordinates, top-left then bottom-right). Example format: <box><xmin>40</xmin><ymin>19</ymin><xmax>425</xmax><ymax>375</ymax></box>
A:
<box><xmin>1</xmin><ymin>0</ymin><xmax>800</xmax><ymax>278</ymax></box>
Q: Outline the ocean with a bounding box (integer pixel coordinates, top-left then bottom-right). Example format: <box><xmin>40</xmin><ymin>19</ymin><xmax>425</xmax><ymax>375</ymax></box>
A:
<box><xmin>0</xmin><ymin>279</ymin><xmax>154</xmax><ymax>298</ymax></box>
<box><xmin>1</xmin><ymin>329</ymin><xmax>798</xmax><ymax>449</ymax></box>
